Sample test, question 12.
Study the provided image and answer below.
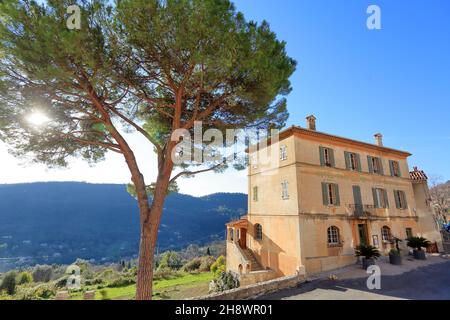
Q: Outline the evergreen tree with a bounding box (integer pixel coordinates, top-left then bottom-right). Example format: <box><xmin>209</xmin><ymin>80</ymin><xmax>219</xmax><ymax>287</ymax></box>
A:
<box><xmin>0</xmin><ymin>0</ymin><xmax>295</xmax><ymax>299</ymax></box>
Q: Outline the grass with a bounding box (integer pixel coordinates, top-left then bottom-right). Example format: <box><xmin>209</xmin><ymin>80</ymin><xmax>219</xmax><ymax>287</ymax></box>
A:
<box><xmin>70</xmin><ymin>272</ymin><xmax>213</xmax><ymax>300</ymax></box>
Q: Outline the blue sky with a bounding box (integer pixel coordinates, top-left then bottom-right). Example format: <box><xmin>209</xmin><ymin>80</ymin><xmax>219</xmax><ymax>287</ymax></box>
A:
<box><xmin>0</xmin><ymin>0</ymin><xmax>449</xmax><ymax>194</ymax></box>
<box><xmin>233</xmin><ymin>0</ymin><xmax>450</xmax><ymax>179</ymax></box>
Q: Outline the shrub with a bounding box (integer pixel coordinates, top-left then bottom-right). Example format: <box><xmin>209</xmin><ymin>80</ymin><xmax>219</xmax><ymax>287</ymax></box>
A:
<box><xmin>153</xmin><ymin>267</ymin><xmax>178</xmax><ymax>280</ymax></box>
<box><xmin>407</xmin><ymin>236</ymin><xmax>430</xmax><ymax>251</ymax></box>
<box><xmin>182</xmin><ymin>258</ymin><xmax>202</xmax><ymax>272</ymax></box>
<box><xmin>158</xmin><ymin>251</ymin><xmax>182</xmax><ymax>270</ymax></box>
<box><xmin>18</xmin><ymin>271</ymin><xmax>33</xmax><ymax>285</ymax></box>
<box><xmin>108</xmin><ymin>276</ymin><xmax>136</xmax><ymax>288</ymax></box>
<box><xmin>355</xmin><ymin>245</ymin><xmax>381</xmax><ymax>260</ymax></box>
<box><xmin>199</xmin><ymin>256</ymin><xmax>216</xmax><ymax>272</ymax></box>
<box><xmin>99</xmin><ymin>289</ymin><xmax>109</xmax><ymax>300</ymax></box>
<box><xmin>210</xmin><ymin>256</ymin><xmax>226</xmax><ymax>276</ymax></box>
<box><xmin>0</xmin><ymin>271</ymin><xmax>17</xmax><ymax>295</ymax></box>
<box><xmin>15</xmin><ymin>283</ymin><xmax>56</xmax><ymax>300</ymax></box>
<box><xmin>209</xmin><ymin>271</ymin><xmax>239</xmax><ymax>293</ymax></box>
<box><xmin>32</xmin><ymin>265</ymin><xmax>53</xmax><ymax>283</ymax></box>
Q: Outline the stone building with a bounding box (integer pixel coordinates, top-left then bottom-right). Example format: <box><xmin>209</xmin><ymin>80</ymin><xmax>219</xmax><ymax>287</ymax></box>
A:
<box><xmin>226</xmin><ymin>115</ymin><xmax>442</xmax><ymax>284</ymax></box>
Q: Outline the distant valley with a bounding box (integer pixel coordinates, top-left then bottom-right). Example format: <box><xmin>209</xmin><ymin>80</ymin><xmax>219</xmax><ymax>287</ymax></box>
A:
<box><xmin>0</xmin><ymin>182</ymin><xmax>246</xmax><ymax>271</ymax></box>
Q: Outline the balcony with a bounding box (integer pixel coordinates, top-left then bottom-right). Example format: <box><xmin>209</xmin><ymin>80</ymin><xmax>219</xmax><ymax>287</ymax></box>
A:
<box><xmin>347</xmin><ymin>204</ymin><xmax>378</xmax><ymax>219</ymax></box>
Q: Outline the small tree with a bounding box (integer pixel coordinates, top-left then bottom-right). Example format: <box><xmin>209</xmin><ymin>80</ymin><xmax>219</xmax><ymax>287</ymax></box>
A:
<box><xmin>0</xmin><ymin>271</ymin><xmax>17</xmax><ymax>295</ymax></box>
<box><xmin>210</xmin><ymin>255</ymin><xmax>226</xmax><ymax>276</ymax></box>
<box><xmin>206</xmin><ymin>247</ymin><xmax>211</xmax><ymax>256</ymax></box>
<box><xmin>18</xmin><ymin>271</ymin><xmax>33</xmax><ymax>285</ymax></box>
<box><xmin>158</xmin><ymin>251</ymin><xmax>182</xmax><ymax>270</ymax></box>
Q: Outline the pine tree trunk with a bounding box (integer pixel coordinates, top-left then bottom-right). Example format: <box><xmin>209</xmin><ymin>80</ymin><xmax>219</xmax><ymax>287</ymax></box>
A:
<box><xmin>135</xmin><ymin>221</ymin><xmax>155</xmax><ymax>300</ymax></box>
<box><xmin>135</xmin><ymin>166</ymin><xmax>172</xmax><ymax>300</ymax></box>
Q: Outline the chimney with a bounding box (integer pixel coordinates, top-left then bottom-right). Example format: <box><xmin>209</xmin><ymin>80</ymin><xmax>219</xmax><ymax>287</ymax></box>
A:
<box><xmin>374</xmin><ymin>133</ymin><xmax>383</xmax><ymax>146</ymax></box>
<box><xmin>306</xmin><ymin>115</ymin><xmax>316</xmax><ymax>131</ymax></box>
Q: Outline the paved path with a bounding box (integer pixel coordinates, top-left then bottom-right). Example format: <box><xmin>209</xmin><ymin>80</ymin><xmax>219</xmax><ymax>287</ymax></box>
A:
<box><xmin>258</xmin><ymin>256</ymin><xmax>450</xmax><ymax>300</ymax></box>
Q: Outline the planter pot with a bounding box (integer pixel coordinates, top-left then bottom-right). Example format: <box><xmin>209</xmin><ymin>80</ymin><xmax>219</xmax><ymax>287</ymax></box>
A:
<box><xmin>389</xmin><ymin>253</ymin><xmax>402</xmax><ymax>265</ymax></box>
<box><xmin>413</xmin><ymin>249</ymin><xmax>426</xmax><ymax>260</ymax></box>
<box><xmin>362</xmin><ymin>258</ymin><xmax>375</xmax><ymax>269</ymax></box>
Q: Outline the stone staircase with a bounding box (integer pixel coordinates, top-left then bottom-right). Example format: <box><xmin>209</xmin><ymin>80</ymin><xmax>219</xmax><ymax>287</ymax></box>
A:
<box><xmin>242</xmin><ymin>248</ymin><xmax>264</xmax><ymax>271</ymax></box>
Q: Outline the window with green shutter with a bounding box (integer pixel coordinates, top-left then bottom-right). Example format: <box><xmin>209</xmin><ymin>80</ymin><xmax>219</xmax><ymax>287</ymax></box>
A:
<box><xmin>345</xmin><ymin>151</ymin><xmax>361</xmax><ymax>171</ymax></box>
<box><xmin>394</xmin><ymin>190</ymin><xmax>407</xmax><ymax>209</ymax></box>
<box><xmin>372</xmin><ymin>188</ymin><xmax>389</xmax><ymax>208</ymax></box>
<box><xmin>368</xmin><ymin>156</ymin><xmax>383</xmax><ymax>175</ymax></box>
<box><xmin>322</xmin><ymin>182</ymin><xmax>340</xmax><ymax>206</ymax></box>
<box><xmin>389</xmin><ymin>160</ymin><xmax>401</xmax><ymax>177</ymax></box>
<box><xmin>320</xmin><ymin>147</ymin><xmax>335</xmax><ymax>167</ymax></box>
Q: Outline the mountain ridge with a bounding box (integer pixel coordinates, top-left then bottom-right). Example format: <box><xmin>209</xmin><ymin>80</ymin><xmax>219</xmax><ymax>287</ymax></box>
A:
<box><xmin>0</xmin><ymin>182</ymin><xmax>247</xmax><ymax>270</ymax></box>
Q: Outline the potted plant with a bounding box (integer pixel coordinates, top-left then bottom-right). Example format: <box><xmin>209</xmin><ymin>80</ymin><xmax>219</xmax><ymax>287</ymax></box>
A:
<box><xmin>389</xmin><ymin>237</ymin><xmax>402</xmax><ymax>265</ymax></box>
<box><xmin>355</xmin><ymin>245</ymin><xmax>381</xmax><ymax>269</ymax></box>
<box><xmin>406</xmin><ymin>236</ymin><xmax>430</xmax><ymax>260</ymax></box>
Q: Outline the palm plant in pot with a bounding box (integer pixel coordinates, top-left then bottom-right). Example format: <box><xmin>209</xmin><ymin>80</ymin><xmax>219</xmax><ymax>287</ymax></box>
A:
<box><xmin>355</xmin><ymin>244</ymin><xmax>381</xmax><ymax>269</ymax></box>
<box><xmin>407</xmin><ymin>236</ymin><xmax>430</xmax><ymax>260</ymax></box>
<box><xmin>389</xmin><ymin>237</ymin><xmax>402</xmax><ymax>265</ymax></box>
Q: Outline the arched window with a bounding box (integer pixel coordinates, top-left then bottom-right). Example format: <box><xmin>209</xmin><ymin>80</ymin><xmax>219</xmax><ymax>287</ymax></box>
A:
<box><xmin>381</xmin><ymin>226</ymin><xmax>391</xmax><ymax>242</ymax></box>
<box><xmin>255</xmin><ymin>224</ymin><xmax>263</xmax><ymax>240</ymax></box>
<box><xmin>238</xmin><ymin>264</ymin><xmax>243</xmax><ymax>274</ymax></box>
<box><xmin>228</xmin><ymin>228</ymin><xmax>234</xmax><ymax>241</ymax></box>
<box><xmin>327</xmin><ymin>226</ymin><xmax>340</xmax><ymax>245</ymax></box>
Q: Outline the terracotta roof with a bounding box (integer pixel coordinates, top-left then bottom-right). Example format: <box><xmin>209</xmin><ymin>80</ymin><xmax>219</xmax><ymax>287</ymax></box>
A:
<box><xmin>247</xmin><ymin>125</ymin><xmax>412</xmax><ymax>157</ymax></box>
<box><xmin>410</xmin><ymin>167</ymin><xmax>428</xmax><ymax>181</ymax></box>
<box><xmin>226</xmin><ymin>219</ymin><xmax>248</xmax><ymax>228</ymax></box>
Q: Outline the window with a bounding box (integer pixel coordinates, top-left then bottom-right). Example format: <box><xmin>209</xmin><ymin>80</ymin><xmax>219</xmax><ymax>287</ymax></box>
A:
<box><xmin>228</xmin><ymin>228</ymin><xmax>234</xmax><ymax>241</ymax></box>
<box><xmin>394</xmin><ymin>190</ymin><xmax>408</xmax><ymax>209</ymax></box>
<box><xmin>389</xmin><ymin>160</ymin><xmax>401</xmax><ymax>177</ymax></box>
<box><xmin>345</xmin><ymin>152</ymin><xmax>361</xmax><ymax>171</ymax></box>
<box><xmin>381</xmin><ymin>226</ymin><xmax>392</xmax><ymax>242</ymax></box>
<box><xmin>255</xmin><ymin>224</ymin><xmax>263</xmax><ymax>240</ymax></box>
<box><xmin>368</xmin><ymin>156</ymin><xmax>384</xmax><ymax>175</ymax></box>
<box><xmin>251</xmin><ymin>155</ymin><xmax>258</xmax><ymax>169</ymax></box>
<box><xmin>372</xmin><ymin>188</ymin><xmax>389</xmax><ymax>208</ymax></box>
<box><xmin>281</xmin><ymin>180</ymin><xmax>289</xmax><ymax>200</ymax></box>
<box><xmin>320</xmin><ymin>147</ymin><xmax>335</xmax><ymax>167</ymax></box>
<box><xmin>406</xmin><ymin>228</ymin><xmax>413</xmax><ymax>239</ymax></box>
<box><xmin>322</xmin><ymin>183</ymin><xmax>340</xmax><ymax>206</ymax></box>
<box><xmin>280</xmin><ymin>145</ymin><xmax>287</xmax><ymax>161</ymax></box>
<box><xmin>253</xmin><ymin>186</ymin><xmax>258</xmax><ymax>202</ymax></box>
<box><xmin>327</xmin><ymin>226</ymin><xmax>340</xmax><ymax>245</ymax></box>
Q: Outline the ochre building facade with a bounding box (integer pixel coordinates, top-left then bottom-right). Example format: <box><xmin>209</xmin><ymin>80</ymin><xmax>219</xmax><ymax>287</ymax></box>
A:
<box><xmin>226</xmin><ymin>116</ymin><xmax>442</xmax><ymax>282</ymax></box>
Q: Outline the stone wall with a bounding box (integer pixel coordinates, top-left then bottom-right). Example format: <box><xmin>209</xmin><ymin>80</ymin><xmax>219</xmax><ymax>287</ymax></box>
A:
<box><xmin>239</xmin><ymin>270</ymin><xmax>278</xmax><ymax>287</ymax></box>
<box><xmin>195</xmin><ymin>274</ymin><xmax>304</xmax><ymax>300</ymax></box>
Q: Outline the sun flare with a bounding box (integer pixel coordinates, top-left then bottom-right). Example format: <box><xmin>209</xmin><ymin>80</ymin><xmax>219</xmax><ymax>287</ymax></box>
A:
<box><xmin>27</xmin><ymin>111</ymin><xmax>50</xmax><ymax>126</ymax></box>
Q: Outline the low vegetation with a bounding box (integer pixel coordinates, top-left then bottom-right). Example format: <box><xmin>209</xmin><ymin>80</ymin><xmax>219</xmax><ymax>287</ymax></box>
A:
<box><xmin>0</xmin><ymin>242</ymin><xmax>226</xmax><ymax>300</ymax></box>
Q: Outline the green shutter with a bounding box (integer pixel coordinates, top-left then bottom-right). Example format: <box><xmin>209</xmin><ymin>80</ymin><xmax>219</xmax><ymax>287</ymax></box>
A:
<box><xmin>344</xmin><ymin>152</ymin><xmax>351</xmax><ymax>170</ymax></box>
<box><xmin>372</xmin><ymin>188</ymin><xmax>379</xmax><ymax>208</ymax></box>
<box><xmin>396</xmin><ymin>161</ymin><xmax>401</xmax><ymax>177</ymax></box>
<box><xmin>368</xmin><ymin>156</ymin><xmax>374</xmax><ymax>173</ymax></box>
<box><xmin>383</xmin><ymin>189</ymin><xmax>389</xmax><ymax>208</ymax></box>
<box><xmin>334</xmin><ymin>184</ymin><xmax>340</xmax><ymax>206</ymax></box>
<box><xmin>329</xmin><ymin>149</ymin><xmax>335</xmax><ymax>167</ymax></box>
<box><xmin>378</xmin><ymin>158</ymin><xmax>384</xmax><ymax>175</ymax></box>
<box><xmin>319</xmin><ymin>147</ymin><xmax>325</xmax><ymax>166</ymax></box>
<box><xmin>389</xmin><ymin>160</ymin><xmax>395</xmax><ymax>176</ymax></box>
<box><xmin>401</xmin><ymin>191</ymin><xmax>407</xmax><ymax>209</ymax></box>
<box><xmin>353</xmin><ymin>185</ymin><xmax>362</xmax><ymax>205</ymax></box>
<box><xmin>356</xmin><ymin>153</ymin><xmax>362</xmax><ymax>172</ymax></box>
<box><xmin>394</xmin><ymin>190</ymin><xmax>401</xmax><ymax>209</ymax></box>
<box><xmin>322</xmin><ymin>182</ymin><xmax>329</xmax><ymax>206</ymax></box>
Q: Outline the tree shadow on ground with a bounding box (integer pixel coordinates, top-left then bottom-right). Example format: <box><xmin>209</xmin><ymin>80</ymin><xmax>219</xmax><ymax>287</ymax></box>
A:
<box><xmin>257</xmin><ymin>260</ymin><xmax>450</xmax><ymax>300</ymax></box>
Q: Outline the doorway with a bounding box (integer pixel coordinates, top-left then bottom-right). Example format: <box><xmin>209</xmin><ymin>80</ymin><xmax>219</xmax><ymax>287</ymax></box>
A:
<box><xmin>357</xmin><ymin>224</ymin><xmax>368</xmax><ymax>246</ymax></box>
